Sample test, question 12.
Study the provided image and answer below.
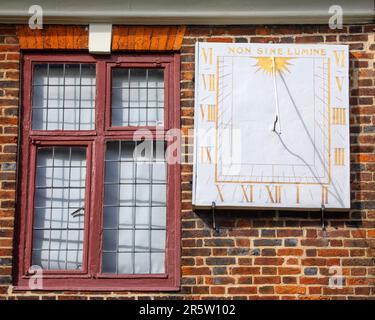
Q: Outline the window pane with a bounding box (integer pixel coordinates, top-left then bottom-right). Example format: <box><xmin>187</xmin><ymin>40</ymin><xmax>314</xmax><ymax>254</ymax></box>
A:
<box><xmin>32</xmin><ymin>147</ymin><xmax>87</xmax><ymax>270</ymax></box>
<box><xmin>102</xmin><ymin>141</ymin><xmax>166</xmax><ymax>274</ymax></box>
<box><xmin>111</xmin><ymin>68</ymin><xmax>164</xmax><ymax>127</ymax></box>
<box><xmin>32</xmin><ymin>63</ymin><xmax>96</xmax><ymax>130</ymax></box>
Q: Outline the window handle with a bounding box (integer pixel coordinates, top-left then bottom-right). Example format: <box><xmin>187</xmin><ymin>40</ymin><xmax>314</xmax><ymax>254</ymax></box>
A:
<box><xmin>70</xmin><ymin>207</ymin><xmax>84</xmax><ymax>218</ymax></box>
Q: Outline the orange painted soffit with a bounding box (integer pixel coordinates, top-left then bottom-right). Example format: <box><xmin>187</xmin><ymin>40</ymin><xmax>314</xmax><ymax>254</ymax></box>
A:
<box><xmin>16</xmin><ymin>25</ymin><xmax>89</xmax><ymax>50</ymax></box>
<box><xmin>16</xmin><ymin>25</ymin><xmax>186</xmax><ymax>51</ymax></box>
<box><xmin>112</xmin><ymin>26</ymin><xmax>186</xmax><ymax>51</ymax></box>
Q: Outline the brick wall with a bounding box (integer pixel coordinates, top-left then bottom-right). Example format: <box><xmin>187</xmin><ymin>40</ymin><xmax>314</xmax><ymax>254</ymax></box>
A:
<box><xmin>0</xmin><ymin>25</ymin><xmax>19</xmax><ymax>298</ymax></box>
<box><xmin>0</xmin><ymin>24</ymin><xmax>374</xmax><ymax>299</ymax></box>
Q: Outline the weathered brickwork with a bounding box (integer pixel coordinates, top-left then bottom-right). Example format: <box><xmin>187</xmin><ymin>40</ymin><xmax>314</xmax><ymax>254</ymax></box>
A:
<box><xmin>0</xmin><ymin>24</ymin><xmax>374</xmax><ymax>299</ymax></box>
<box><xmin>0</xmin><ymin>24</ymin><xmax>19</xmax><ymax>299</ymax></box>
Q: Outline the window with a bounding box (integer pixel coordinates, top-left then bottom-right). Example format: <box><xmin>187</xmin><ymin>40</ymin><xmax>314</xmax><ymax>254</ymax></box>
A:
<box><xmin>33</xmin><ymin>146</ymin><xmax>87</xmax><ymax>270</ymax></box>
<box><xmin>111</xmin><ymin>68</ymin><xmax>164</xmax><ymax>126</ymax></box>
<box><xmin>16</xmin><ymin>54</ymin><xmax>180</xmax><ymax>291</ymax></box>
<box><xmin>102</xmin><ymin>141</ymin><xmax>167</xmax><ymax>275</ymax></box>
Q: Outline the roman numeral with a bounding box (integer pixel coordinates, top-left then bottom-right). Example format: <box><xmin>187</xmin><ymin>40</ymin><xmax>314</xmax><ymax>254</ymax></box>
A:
<box><xmin>265</xmin><ymin>185</ymin><xmax>281</xmax><ymax>203</ymax></box>
<box><xmin>201</xmin><ymin>146</ymin><xmax>212</xmax><ymax>164</ymax></box>
<box><xmin>335</xmin><ymin>76</ymin><xmax>344</xmax><ymax>92</ymax></box>
<box><xmin>241</xmin><ymin>185</ymin><xmax>253</xmax><ymax>203</ymax></box>
<box><xmin>334</xmin><ymin>50</ymin><xmax>345</xmax><ymax>68</ymax></box>
<box><xmin>202</xmin><ymin>74</ymin><xmax>215</xmax><ymax>91</ymax></box>
<box><xmin>200</xmin><ymin>104</ymin><xmax>217</xmax><ymax>122</ymax></box>
<box><xmin>332</xmin><ymin>108</ymin><xmax>346</xmax><ymax>125</ymax></box>
<box><xmin>207</xmin><ymin>105</ymin><xmax>216</xmax><ymax>121</ymax></box>
<box><xmin>216</xmin><ymin>184</ymin><xmax>224</xmax><ymax>202</ymax></box>
<box><xmin>296</xmin><ymin>185</ymin><xmax>300</xmax><ymax>204</ymax></box>
<box><xmin>322</xmin><ymin>186</ymin><xmax>329</xmax><ymax>205</ymax></box>
<box><xmin>202</xmin><ymin>47</ymin><xmax>213</xmax><ymax>65</ymax></box>
<box><xmin>334</xmin><ymin>148</ymin><xmax>345</xmax><ymax>166</ymax></box>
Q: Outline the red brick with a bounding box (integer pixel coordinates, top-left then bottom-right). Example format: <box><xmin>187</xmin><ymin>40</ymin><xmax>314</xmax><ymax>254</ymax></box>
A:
<box><xmin>182</xmin><ymin>267</ymin><xmax>211</xmax><ymax>276</ymax></box>
<box><xmin>300</xmin><ymin>277</ymin><xmax>328</xmax><ymax>285</ymax></box>
<box><xmin>259</xmin><ymin>286</ymin><xmax>274</xmax><ymax>294</ymax></box>
<box><xmin>254</xmin><ymin>258</ymin><xmax>284</xmax><ymax>265</ymax></box>
<box><xmin>278</xmin><ymin>249</ymin><xmax>304</xmax><ymax>256</ymax></box>
<box><xmin>228</xmin><ymin>286</ymin><xmax>257</xmax><ymax>294</ymax></box>
<box><xmin>317</xmin><ymin>249</ymin><xmax>349</xmax><ymax>257</ymax></box>
<box><xmin>231</xmin><ymin>267</ymin><xmax>260</xmax><ymax>275</ymax></box>
<box><xmin>295</xmin><ymin>36</ymin><xmax>324</xmax><ymax>43</ymax></box>
<box><xmin>207</xmin><ymin>37</ymin><xmax>233</xmax><ymax>43</ymax></box>
<box><xmin>210</xmin><ymin>286</ymin><xmax>225</xmax><ymax>294</ymax></box>
<box><xmin>254</xmin><ymin>276</ymin><xmax>281</xmax><ymax>284</ymax></box>
<box><xmin>275</xmin><ymin>286</ymin><xmax>306</xmax><ymax>295</ymax></box>
<box><xmin>278</xmin><ymin>267</ymin><xmax>301</xmax><ymax>275</ymax></box>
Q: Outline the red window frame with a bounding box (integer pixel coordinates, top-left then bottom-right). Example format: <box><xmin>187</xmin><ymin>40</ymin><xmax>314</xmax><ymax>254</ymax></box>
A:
<box><xmin>15</xmin><ymin>53</ymin><xmax>181</xmax><ymax>291</ymax></box>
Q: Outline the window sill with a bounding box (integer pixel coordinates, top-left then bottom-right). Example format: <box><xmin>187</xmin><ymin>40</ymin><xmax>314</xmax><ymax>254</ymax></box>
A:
<box><xmin>14</xmin><ymin>276</ymin><xmax>180</xmax><ymax>292</ymax></box>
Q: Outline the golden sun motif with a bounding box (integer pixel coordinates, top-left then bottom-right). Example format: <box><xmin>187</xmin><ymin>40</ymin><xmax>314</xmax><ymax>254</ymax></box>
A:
<box><xmin>255</xmin><ymin>57</ymin><xmax>293</xmax><ymax>75</ymax></box>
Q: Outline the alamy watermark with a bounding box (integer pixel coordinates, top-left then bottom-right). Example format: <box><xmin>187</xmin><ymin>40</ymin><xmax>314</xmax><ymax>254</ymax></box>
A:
<box><xmin>28</xmin><ymin>265</ymin><xmax>43</xmax><ymax>290</ymax></box>
<box><xmin>28</xmin><ymin>5</ymin><xmax>43</xmax><ymax>29</ymax></box>
<box><xmin>328</xmin><ymin>5</ymin><xmax>343</xmax><ymax>30</ymax></box>
<box><xmin>328</xmin><ymin>265</ymin><xmax>344</xmax><ymax>289</ymax></box>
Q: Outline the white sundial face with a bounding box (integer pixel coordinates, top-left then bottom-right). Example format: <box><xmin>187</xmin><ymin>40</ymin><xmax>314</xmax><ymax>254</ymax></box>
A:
<box><xmin>193</xmin><ymin>43</ymin><xmax>350</xmax><ymax>210</ymax></box>
<box><xmin>218</xmin><ymin>55</ymin><xmax>329</xmax><ymax>185</ymax></box>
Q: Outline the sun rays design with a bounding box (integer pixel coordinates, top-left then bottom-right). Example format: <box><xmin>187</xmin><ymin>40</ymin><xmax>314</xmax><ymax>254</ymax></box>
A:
<box><xmin>255</xmin><ymin>57</ymin><xmax>293</xmax><ymax>76</ymax></box>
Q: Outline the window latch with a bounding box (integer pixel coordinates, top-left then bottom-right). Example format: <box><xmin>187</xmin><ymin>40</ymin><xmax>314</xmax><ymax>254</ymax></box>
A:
<box><xmin>70</xmin><ymin>207</ymin><xmax>84</xmax><ymax>218</ymax></box>
<box><xmin>26</xmin><ymin>269</ymin><xmax>37</xmax><ymax>276</ymax></box>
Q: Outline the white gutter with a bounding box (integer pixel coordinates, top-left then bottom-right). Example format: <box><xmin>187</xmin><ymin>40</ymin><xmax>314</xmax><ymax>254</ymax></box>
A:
<box><xmin>0</xmin><ymin>1</ymin><xmax>373</xmax><ymax>25</ymax></box>
<box><xmin>0</xmin><ymin>11</ymin><xmax>373</xmax><ymax>24</ymax></box>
